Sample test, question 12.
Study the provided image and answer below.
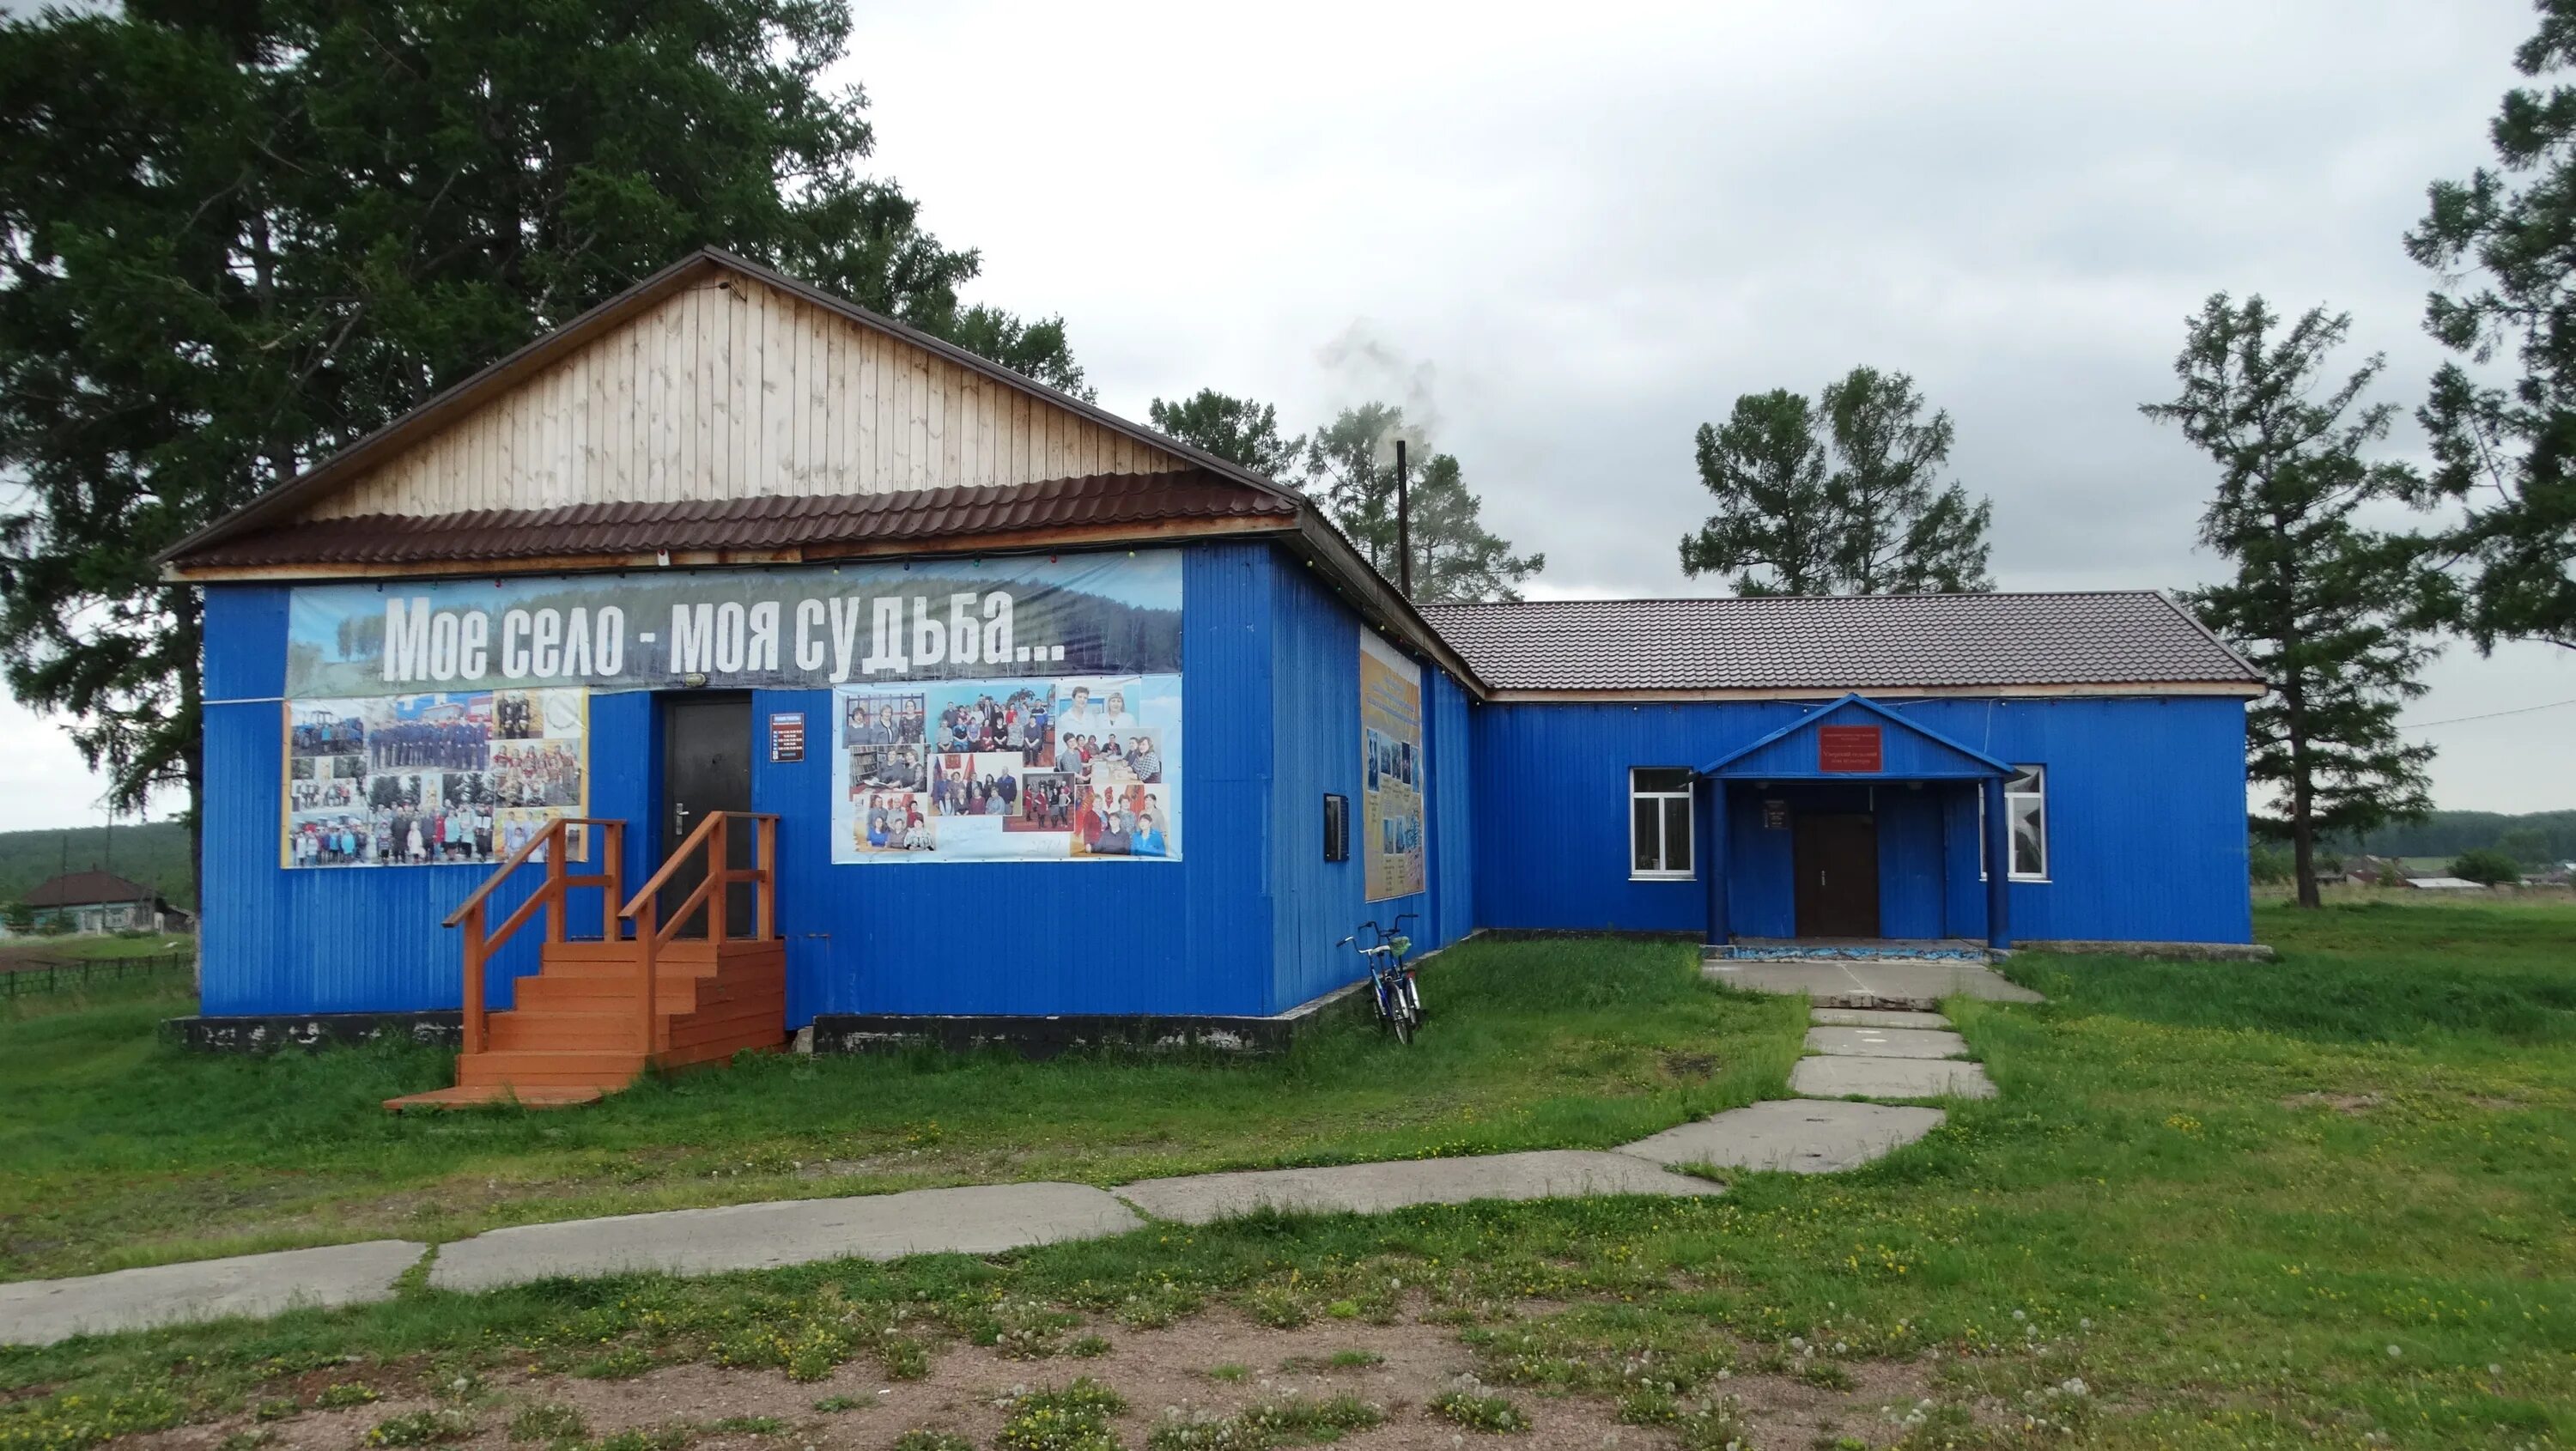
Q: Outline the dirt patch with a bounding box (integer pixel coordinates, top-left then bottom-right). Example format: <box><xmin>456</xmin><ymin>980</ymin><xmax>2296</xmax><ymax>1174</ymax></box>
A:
<box><xmin>1661</xmin><ymin>1051</ymin><xmax>1719</xmax><ymax>1080</ymax></box>
<box><xmin>127</xmin><ymin>1305</ymin><xmax>1946</xmax><ymax>1450</ymax></box>
<box><xmin>2282</xmin><ymin>1091</ymin><xmax>2383</xmax><ymax>1114</ymax></box>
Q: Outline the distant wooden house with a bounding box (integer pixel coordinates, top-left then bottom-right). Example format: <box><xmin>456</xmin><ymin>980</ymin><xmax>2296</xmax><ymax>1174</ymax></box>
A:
<box><xmin>18</xmin><ymin>871</ymin><xmax>194</xmax><ymax>935</ymax></box>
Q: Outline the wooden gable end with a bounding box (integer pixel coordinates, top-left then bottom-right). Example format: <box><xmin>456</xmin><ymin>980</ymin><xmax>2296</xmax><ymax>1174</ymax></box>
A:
<box><xmin>302</xmin><ymin>272</ymin><xmax>1192</xmax><ymax>525</ymax></box>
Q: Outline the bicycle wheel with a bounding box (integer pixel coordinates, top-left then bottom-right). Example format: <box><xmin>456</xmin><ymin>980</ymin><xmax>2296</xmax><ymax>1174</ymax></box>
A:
<box><xmin>1387</xmin><ymin>981</ymin><xmax>1415</xmax><ymax>1044</ymax></box>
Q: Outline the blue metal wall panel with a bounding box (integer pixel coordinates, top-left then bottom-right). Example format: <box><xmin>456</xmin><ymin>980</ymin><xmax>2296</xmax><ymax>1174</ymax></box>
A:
<box><xmin>201</xmin><ymin>578</ymin><xmax>656</xmax><ymax>1017</ymax></box>
<box><xmin>1476</xmin><ymin>701</ymin><xmax>1807</xmax><ymax>933</ymax></box>
<box><xmin>771</xmin><ymin>542</ymin><xmax>1275</xmax><ymax>1020</ymax></box>
<box><xmin>1473</xmin><ymin>695</ymin><xmax>2252</xmax><ymax>944</ymax></box>
<box><xmin>1431</xmin><ymin>671</ymin><xmax>1475</xmax><ymax>950</ymax></box>
<box><xmin>1261</xmin><ymin>556</ymin><xmax>1470</xmax><ymax>1014</ymax></box>
<box><xmin>1877</xmin><ymin>784</ymin><xmax>1948</xmax><ymax>937</ymax></box>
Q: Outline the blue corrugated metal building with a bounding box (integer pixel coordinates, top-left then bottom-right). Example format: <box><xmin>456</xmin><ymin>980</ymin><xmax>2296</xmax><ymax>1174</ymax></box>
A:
<box><xmin>162</xmin><ymin>252</ymin><xmax>2268</xmax><ymax>1060</ymax></box>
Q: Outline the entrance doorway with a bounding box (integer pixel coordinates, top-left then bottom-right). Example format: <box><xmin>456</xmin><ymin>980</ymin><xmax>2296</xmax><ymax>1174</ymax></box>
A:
<box><xmin>659</xmin><ymin>692</ymin><xmax>755</xmax><ymax>938</ymax></box>
<box><xmin>1793</xmin><ymin>811</ymin><xmax>1880</xmax><ymax>938</ymax></box>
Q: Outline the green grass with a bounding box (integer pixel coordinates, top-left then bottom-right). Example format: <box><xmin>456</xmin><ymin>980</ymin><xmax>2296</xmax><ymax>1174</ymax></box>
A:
<box><xmin>0</xmin><ymin>900</ymin><xmax>2570</xmax><ymax>1448</ymax></box>
<box><xmin>0</xmin><ymin>935</ymin><xmax>1795</xmax><ymax>1280</ymax></box>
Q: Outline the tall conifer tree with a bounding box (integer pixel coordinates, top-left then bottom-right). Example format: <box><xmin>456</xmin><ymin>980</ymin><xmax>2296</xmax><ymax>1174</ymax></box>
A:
<box><xmin>1681</xmin><ymin>368</ymin><xmax>1991</xmax><ymax>595</ymax></box>
<box><xmin>2141</xmin><ymin>294</ymin><xmax>2437</xmax><ymax>908</ymax></box>
<box><xmin>0</xmin><ymin>2</ymin><xmax>1087</xmax><ymax>890</ymax></box>
<box><xmin>2406</xmin><ymin>0</ymin><xmax>2576</xmax><ymax>653</ymax></box>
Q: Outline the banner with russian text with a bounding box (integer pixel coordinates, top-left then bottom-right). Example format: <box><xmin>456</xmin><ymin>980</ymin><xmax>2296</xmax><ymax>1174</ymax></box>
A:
<box><xmin>282</xmin><ymin>549</ymin><xmax>1184</xmax><ymax>697</ymax></box>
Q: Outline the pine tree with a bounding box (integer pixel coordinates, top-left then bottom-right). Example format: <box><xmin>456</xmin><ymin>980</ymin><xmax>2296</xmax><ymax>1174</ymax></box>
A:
<box><xmin>1680</xmin><ymin>369</ymin><xmax>1992</xmax><ymax>595</ymax></box>
<box><xmin>1680</xmin><ymin>390</ymin><xmax>1836</xmax><ymax>595</ymax></box>
<box><xmin>1821</xmin><ymin>367</ymin><xmax>1994</xmax><ymax>592</ymax></box>
<box><xmin>2140</xmin><ymin>294</ymin><xmax>2437</xmax><ymax>908</ymax></box>
<box><xmin>0</xmin><ymin>2</ymin><xmax>1088</xmax><ymax>896</ymax></box>
<box><xmin>1145</xmin><ymin>390</ymin><xmax>1304</xmax><ymax>479</ymax></box>
<box><xmin>1302</xmin><ymin>404</ymin><xmax>1542</xmax><ymax>603</ymax></box>
<box><xmin>2404</xmin><ymin>0</ymin><xmax>2576</xmax><ymax>653</ymax></box>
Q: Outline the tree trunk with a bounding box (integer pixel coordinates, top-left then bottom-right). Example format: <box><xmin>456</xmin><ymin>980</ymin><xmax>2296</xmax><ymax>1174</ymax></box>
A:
<box><xmin>2283</xmin><ymin>680</ymin><xmax>2320</xmax><ymax>908</ymax></box>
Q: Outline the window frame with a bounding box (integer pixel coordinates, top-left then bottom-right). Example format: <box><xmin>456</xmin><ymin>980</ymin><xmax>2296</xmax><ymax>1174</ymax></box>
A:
<box><xmin>1977</xmin><ymin>765</ymin><xmax>2050</xmax><ymax>883</ymax></box>
<box><xmin>1628</xmin><ymin>767</ymin><xmax>1697</xmax><ymax>881</ymax></box>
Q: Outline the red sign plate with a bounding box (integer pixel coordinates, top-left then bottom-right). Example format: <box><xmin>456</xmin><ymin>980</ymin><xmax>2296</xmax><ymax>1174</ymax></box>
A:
<box><xmin>1817</xmin><ymin>724</ymin><xmax>1883</xmax><ymax>773</ymax></box>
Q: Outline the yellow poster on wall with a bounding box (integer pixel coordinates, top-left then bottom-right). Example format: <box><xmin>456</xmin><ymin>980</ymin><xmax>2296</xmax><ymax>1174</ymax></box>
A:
<box><xmin>1359</xmin><ymin>629</ymin><xmax>1426</xmax><ymax>902</ymax></box>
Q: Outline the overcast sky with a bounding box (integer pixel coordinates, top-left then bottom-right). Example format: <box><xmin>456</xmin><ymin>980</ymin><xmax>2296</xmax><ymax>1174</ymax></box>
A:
<box><xmin>3</xmin><ymin>0</ymin><xmax>2571</xmax><ymax>831</ymax></box>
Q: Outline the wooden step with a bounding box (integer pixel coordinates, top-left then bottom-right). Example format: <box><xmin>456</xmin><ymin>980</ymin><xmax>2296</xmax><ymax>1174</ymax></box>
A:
<box><xmin>533</xmin><ymin>956</ymin><xmax>720</xmax><ymax>980</ymax></box>
<box><xmin>513</xmin><ymin>973</ymin><xmax>712</xmax><ymax>1007</ymax></box>
<box><xmin>487</xmin><ymin>1011</ymin><xmax>649</xmax><ymax>1052</ymax></box>
<box><xmin>457</xmin><ymin>1048</ymin><xmax>647</xmax><ymax>1090</ymax></box>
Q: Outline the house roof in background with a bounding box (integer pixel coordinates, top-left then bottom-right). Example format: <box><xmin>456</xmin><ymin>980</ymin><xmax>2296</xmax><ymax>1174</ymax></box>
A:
<box><xmin>23</xmin><ymin>871</ymin><xmax>157</xmax><ymax>908</ymax></box>
<box><xmin>1418</xmin><ymin>592</ymin><xmax>2266</xmax><ymax>696</ymax></box>
<box><xmin>168</xmin><ymin>471</ymin><xmax>1297</xmax><ymax>571</ymax></box>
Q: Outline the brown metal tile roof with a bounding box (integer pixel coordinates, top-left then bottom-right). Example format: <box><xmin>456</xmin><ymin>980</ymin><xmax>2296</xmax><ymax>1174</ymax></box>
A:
<box><xmin>178</xmin><ymin>470</ymin><xmax>1297</xmax><ymax>568</ymax></box>
<box><xmin>1417</xmin><ymin>592</ymin><xmax>2264</xmax><ymax>693</ymax></box>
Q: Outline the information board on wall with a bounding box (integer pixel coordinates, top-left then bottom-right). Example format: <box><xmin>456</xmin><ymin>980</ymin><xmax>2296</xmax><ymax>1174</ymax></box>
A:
<box><xmin>828</xmin><ymin>553</ymin><xmax>1182</xmax><ymax>864</ymax></box>
<box><xmin>282</xmin><ymin>688</ymin><xmax>589</xmax><ymax>870</ymax></box>
<box><xmin>1360</xmin><ymin>629</ymin><xmax>1426</xmax><ymax>902</ymax></box>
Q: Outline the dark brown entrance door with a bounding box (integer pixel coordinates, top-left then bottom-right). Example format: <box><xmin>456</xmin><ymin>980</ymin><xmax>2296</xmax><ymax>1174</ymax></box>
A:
<box><xmin>659</xmin><ymin>692</ymin><xmax>755</xmax><ymax>938</ymax></box>
<box><xmin>1793</xmin><ymin>812</ymin><xmax>1880</xmax><ymax>938</ymax></box>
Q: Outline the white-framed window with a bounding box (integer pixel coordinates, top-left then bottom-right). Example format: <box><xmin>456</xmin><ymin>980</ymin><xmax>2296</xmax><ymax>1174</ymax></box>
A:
<box><xmin>1630</xmin><ymin>768</ymin><xmax>1695</xmax><ymax>879</ymax></box>
<box><xmin>1978</xmin><ymin>766</ymin><xmax>2050</xmax><ymax>882</ymax></box>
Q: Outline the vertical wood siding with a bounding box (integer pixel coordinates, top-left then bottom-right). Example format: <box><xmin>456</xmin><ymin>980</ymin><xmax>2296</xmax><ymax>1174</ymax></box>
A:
<box><xmin>306</xmin><ymin>276</ymin><xmax>1189</xmax><ymax>523</ymax></box>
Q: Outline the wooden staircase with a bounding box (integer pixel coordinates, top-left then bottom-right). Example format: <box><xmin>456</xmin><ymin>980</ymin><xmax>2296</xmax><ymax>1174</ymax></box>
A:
<box><xmin>387</xmin><ymin>812</ymin><xmax>787</xmax><ymax>1110</ymax></box>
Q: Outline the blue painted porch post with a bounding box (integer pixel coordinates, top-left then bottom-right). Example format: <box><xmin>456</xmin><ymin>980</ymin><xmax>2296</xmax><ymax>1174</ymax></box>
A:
<box><xmin>1699</xmin><ymin>775</ymin><xmax>1728</xmax><ymax>947</ymax></box>
<box><xmin>1982</xmin><ymin>774</ymin><xmax>2013</xmax><ymax>950</ymax></box>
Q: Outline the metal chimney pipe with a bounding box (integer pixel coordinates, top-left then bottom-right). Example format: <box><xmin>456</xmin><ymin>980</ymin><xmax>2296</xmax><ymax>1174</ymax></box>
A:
<box><xmin>1394</xmin><ymin>438</ymin><xmax>1413</xmax><ymax>597</ymax></box>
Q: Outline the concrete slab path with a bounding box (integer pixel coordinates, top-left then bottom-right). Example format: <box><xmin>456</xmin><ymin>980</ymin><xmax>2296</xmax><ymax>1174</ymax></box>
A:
<box><xmin>431</xmin><ymin>1182</ymin><xmax>1140</xmax><ymax>1293</ymax></box>
<box><xmin>1115</xmin><ymin>1150</ymin><xmax>1716</xmax><ymax>1226</ymax></box>
<box><xmin>1803</xmin><ymin>1024</ymin><xmax>1972</xmax><ymax>1059</ymax></box>
<box><xmin>1620</xmin><ymin>1099</ymin><xmax>1946</xmax><ymax>1174</ymax></box>
<box><xmin>1809</xmin><ymin>1006</ymin><xmax>1953</xmax><ymax>1029</ymax></box>
<box><xmin>1791</xmin><ymin>1053</ymin><xmax>1997</xmax><ymax>1100</ymax></box>
<box><xmin>1707</xmin><ymin>958</ymin><xmax>2043</xmax><ymax>1007</ymax></box>
<box><xmin>2</xmin><ymin>968</ymin><xmax>2049</xmax><ymax>1345</ymax></box>
<box><xmin>0</xmin><ymin>1240</ymin><xmax>426</xmax><ymax>1348</ymax></box>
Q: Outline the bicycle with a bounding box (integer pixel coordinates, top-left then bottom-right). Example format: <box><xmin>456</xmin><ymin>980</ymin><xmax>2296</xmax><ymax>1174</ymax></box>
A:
<box><xmin>1339</xmin><ymin>914</ymin><xmax>1424</xmax><ymax>1043</ymax></box>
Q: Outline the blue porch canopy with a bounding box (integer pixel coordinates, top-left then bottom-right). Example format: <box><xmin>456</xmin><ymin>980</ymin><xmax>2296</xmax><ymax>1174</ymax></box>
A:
<box><xmin>1692</xmin><ymin>695</ymin><xmax>2020</xmax><ymax>950</ymax></box>
<box><xmin>1699</xmin><ymin>693</ymin><xmax>2013</xmax><ymax>780</ymax></box>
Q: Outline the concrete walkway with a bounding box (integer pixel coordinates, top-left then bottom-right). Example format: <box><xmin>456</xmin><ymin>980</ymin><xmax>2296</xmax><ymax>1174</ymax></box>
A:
<box><xmin>1705</xmin><ymin>956</ymin><xmax>2043</xmax><ymax>1010</ymax></box>
<box><xmin>2</xmin><ymin>960</ymin><xmax>2031</xmax><ymax>1347</ymax></box>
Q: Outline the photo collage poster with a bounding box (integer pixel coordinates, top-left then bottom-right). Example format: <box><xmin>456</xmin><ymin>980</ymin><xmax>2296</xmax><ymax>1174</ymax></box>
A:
<box><xmin>283</xmin><ymin>689</ymin><xmax>591</xmax><ymax>869</ymax></box>
<box><xmin>1360</xmin><ymin>629</ymin><xmax>1427</xmax><ymax>901</ymax></box>
<box><xmin>830</xmin><ymin>675</ymin><xmax>1182</xmax><ymax>863</ymax></box>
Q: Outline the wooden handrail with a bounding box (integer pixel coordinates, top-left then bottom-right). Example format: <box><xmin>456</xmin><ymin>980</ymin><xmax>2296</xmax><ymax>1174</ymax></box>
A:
<box><xmin>446</xmin><ymin>816</ymin><xmax>628</xmax><ymax>1056</ymax></box>
<box><xmin>617</xmin><ymin>810</ymin><xmax>775</xmax><ymax>917</ymax></box>
<box><xmin>443</xmin><ymin>815</ymin><xmax>624</xmax><ymax>928</ymax></box>
<box><xmin>619</xmin><ymin>811</ymin><xmax>779</xmax><ymax>1058</ymax></box>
